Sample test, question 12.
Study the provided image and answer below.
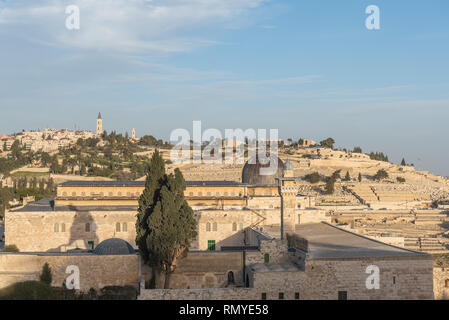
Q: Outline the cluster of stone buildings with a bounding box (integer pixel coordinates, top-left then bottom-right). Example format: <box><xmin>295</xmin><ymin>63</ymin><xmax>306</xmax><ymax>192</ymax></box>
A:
<box><xmin>1</xmin><ymin>129</ymin><xmax>96</xmax><ymax>153</ymax></box>
<box><xmin>1</xmin><ymin>155</ymin><xmax>445</xmax><ymax>300</ymax></box>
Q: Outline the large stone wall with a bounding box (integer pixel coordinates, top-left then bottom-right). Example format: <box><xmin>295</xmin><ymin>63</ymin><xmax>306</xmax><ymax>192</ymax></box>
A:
<box><xmin>0</xmin><ymin>253</ymin><xmax>139</xmax><ymax>291</ymax></box>
<box><xmin>5</xmin><ymin>210</ymin><xmax>137</xmax><ymax>252</ymax></box>
<box><xmin>302</xmin><ymin>257</ymin><xmax>434</xmax><ymax>300</ymax></box>
<box><xmin>140</xmin><ymin>256</ymin><xmax>434</xmax><ymax>300</ymax></box>
<box><xmin>166</xmin><ymin>251</ymin><xmax>244</xmax><ymax>289</ymax></box>
<box><xmin>433</xmin><ymin>267</ymin><xmax>449</xmax><ymax>299</ymax></box>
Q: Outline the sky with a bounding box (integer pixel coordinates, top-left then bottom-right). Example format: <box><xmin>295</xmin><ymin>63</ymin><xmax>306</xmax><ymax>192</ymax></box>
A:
<box><xmin>0</xmin><ymin>0</ymin><xmax>448</xmax><ymax>175</ymax></box>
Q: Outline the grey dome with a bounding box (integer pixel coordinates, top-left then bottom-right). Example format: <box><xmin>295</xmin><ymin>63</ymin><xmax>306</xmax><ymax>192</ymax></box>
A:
<box><xmin>242</xmin><ymin>154</ymin><xmax>284</xmax><ymax>185</ymax></box>
<box><xmin>94</xmin><ymin>238</ymin><xmax>135</xmax><ymax>255</ymax></box>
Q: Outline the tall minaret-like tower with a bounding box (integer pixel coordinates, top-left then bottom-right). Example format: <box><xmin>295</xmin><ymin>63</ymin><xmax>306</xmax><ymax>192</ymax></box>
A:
<box><xmin>96</xmin><ymin>112</ymin><xmax>103</xmax><ymax>135</ymax></box>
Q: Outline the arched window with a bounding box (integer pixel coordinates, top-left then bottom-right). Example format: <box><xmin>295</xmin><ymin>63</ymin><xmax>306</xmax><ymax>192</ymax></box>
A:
<box><xmin>62</xmin><ymin>192</ymin><xmax>67</xmax><ymax>196</ymax></box>
<box><xmin>216</xmin><ymin>192</ymin><xmax>220</xmax><ymax>197</ymax></box>
<box><xmin>206</xmin><ymin>222</ymin><xmax>211</xmax><ymax>232</ymax></box>
<box><xmin>212</xmin><ymin>222</ymin><xmax>217</xmax><ymax>232</ymax></box>
<box><xmin>239</xmin><ymin>223</ymin><xmax>243</xmax><ymax>231</ymax></box>
<box><xmin>445</xmin><ymin>279</ymin><xmax>449</xmax><ymax>288</ymax></box>
<box><xmin>54</xmin><ymin>223</ymin><xmax>59</xmax><ymax>233</ymax></box>
<box><xmin>227</xmin><ymin>271</ymin><xmax>235</xmax><ymax>285</ymax></box>
<box><xmin>61</xmin><ymin>223</ymin><xmax>66</xmax><ymax>232</ymax></box>
<box><xmin>224</xmin><ymin>192</ymin><xmax>228</xmax><ymax>197</ymax></box>
<box><xmin>189</xmin><ymin>192</ymin><xmax>194</xmax><ymax>196</ymax></box>
<box><xmin>117</xmin><ymin>192</ymin><xmax>122</xmax><ymax>197</ymax></box>
<box><xmin>123</xmin><ymin>223</ymin><xmax>127</xmax><ymax>232</ymax></box>
<box><xmin>109</xmin><ymin>192</ymin><xmax>113</xmax><ymax>197</ymax></box>
<box><xmin>85</xmin><ymin>223</ymin><xmax>91</xmax><ymax>232</ymax></box>
<box><xmin>198</xmin><ymin>192</ymin><xmax>202</xmax><ymax>197</ymax></box>
<box><xmin>116</xmin><ymin>222</ymin><xmax>121</xmax><ymax>232</ymax></box>
<box><xmin>72</xmin><ymin>192</ymin><xmax>76</xmax><ymax>197</ymax></box>
<box><xmin>207</xmin><ymin>192</ymin><xmax>211</xmax><ymax>196</ymax></box>
<box><xmin>232</xmin><ymin>222</ymin><xmax>237</xmax><ymax>232</ymax></box>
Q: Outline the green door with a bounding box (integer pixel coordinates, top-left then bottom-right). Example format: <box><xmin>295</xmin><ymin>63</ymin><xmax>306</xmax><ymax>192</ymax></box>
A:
<box><xmin>207</xmin><ymin>240</ymin><xmax>216</xmax><ymax>251</ymax></box>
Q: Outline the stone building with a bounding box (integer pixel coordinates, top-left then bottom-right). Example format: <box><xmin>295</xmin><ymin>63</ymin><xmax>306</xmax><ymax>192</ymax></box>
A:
<box><xmin>6</xmin><ymin>156</ymin><xmax>323</xmax><ymax>252</ymax></box>
<box><xmin>139</xmin><ymin>223</ymin><xmax>434</xmax><ymax>300</ymax></box>
<box><xmin>0</xmin><ymin>155</ymin><xmax>437</xmax><ymax>299</ymax></box>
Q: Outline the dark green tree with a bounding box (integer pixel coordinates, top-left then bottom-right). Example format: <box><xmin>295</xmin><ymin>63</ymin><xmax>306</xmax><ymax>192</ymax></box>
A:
<box><xmin>401</xmin><ymin>158</ymin><xmax>406</xmax><ymax>166</ymax></box>
<box><xmin>358</xmin><ymin>172</ymin><xmax>362</xmax><ymax>182</ymax></box>
<box><xmin>136</xmin><ymin>150</ymin><xmax>197</xmax><ymax>289</ymax></box>
<box><xmin>344</xmin><ymin>171</ymin><xmax>351</xmax><ymax>181</ymax></box>
<box><xmin>39</xmin><ymin>263</ymin><xmax>52</xmax><ymax>285</ymax></box>
<box><xmin>324</xmin><ymin>176</ymin><xmax>336</xmax><ymax>195</ymax></box>
<box><xmin>373</xmin><ymin>169</ymin><xmax>389</xmax><ymax>181</ymax></box>
<box><xmin>304</xmin><ymin>172</ymin><xmax>321</xmax><ymax>184</ymax></box>
<box><xmin>320</xmin><ymin>138</ymin><xmax>335</xmax><ymax>149</ymax></box>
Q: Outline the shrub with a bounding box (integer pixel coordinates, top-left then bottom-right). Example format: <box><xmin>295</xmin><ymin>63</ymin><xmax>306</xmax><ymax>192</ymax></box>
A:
<box><xmin>40</xmin><ymin>263</ymin><xmax>52</xmax><ymax>285</ymax></box>
<box><xmin>1</xmin><ymin>245</ymin><xmax>19</xmax><ymax>252</ymax></box>
<box><xmin>373</xmin><ymin>169</ymin><xmax>389</xmax><ymax>181</ymax></box>
<box><xmin>396</xmin><ymin>177</ymin><xmax>406</xmax><ymax>183</ymax></box>
<box><xmin>0</xmin><ymin>281</ymin><xmax>56</xmax><ymax>300</ymax></box>
<box><xmin>304</xmin><ymin>172</ymin><xmax>321</xmax><ymax>184</ymax></box>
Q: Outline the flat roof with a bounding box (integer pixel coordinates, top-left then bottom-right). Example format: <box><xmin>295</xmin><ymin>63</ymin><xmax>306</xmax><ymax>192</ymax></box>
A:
<box><xmin>11</xmin><ymin>199</ymin><xmax>137</xmax><ymax>213</ymax></box>
<box><xmin>295</xmin><ymin>223</ymin><xmax>428</xmax><ymax>259</ymax></box>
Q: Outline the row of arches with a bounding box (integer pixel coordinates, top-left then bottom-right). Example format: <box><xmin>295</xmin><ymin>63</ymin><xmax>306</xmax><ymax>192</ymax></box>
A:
<box><xmin>61</xmin><ymin>191</ymin><xmax>140</xmax><ymax>198</ymax></box>
<box><xmin>205</xmin><ymin>222</ymin><xmax>244</xmax><ymax>232</ymax></box>
<box><xmin>53</xmin><ymin>222</ymin><xmax>129</xmax><ymax>233</ymax></box>
<box><xmin>188</xmin><ymin>191</ymin><xmax>242</xmax><ymax>197</ymax></box>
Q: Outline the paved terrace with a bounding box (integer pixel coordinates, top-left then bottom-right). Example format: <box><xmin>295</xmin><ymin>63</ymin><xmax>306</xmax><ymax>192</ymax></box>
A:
<box><xmin>10</xmin><ymin>198</ymin><xmax>137</xmax><ymax>212</ymax></box>
<box><xmin>294</xmin><ymin>223</ymin><xmax>428</xmax><ymax>259</ymax></box>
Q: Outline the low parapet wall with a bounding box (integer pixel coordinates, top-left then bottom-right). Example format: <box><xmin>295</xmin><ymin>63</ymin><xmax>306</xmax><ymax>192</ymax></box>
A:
<box><xmin>0</xmin><ymin>252</ymin><xmax>139</xmax><ymax>291</ymax></box>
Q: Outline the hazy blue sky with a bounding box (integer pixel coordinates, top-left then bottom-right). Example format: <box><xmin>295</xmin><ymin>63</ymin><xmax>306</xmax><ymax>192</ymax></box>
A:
<box><xmin>0</xmin><ymin>0</ymin><xmax>448</xmax><ymax>175</ymax></box>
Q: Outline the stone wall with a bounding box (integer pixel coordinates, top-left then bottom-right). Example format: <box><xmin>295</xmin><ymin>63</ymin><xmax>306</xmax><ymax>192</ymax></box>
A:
<box><xmin>0</xmin><ymin>253</ymin><xmax>139</xmax><ymax>291</ymax></box>
<box><xmin>168</xmin><ymin>251</ymin><xmax>244</xmax><ymax>289</ymax></box>
<box><xmin>302</xmin><ymin>257</ymin><xmax>434</xmax><ymax>300</ymax></box>
<box><xmin>433</xmin><ymin>267</ymin><xmax>449</xmax><ymax>299</ymax></box>
<box><xmin>246</xmin><ymin>239</ymin><xmax>290</xmax><ymax>265</ymax></box>
<box><xmin>5</xmin><ymin>210</ymin><xmax>137</xmax><ymax>252</ymax></box>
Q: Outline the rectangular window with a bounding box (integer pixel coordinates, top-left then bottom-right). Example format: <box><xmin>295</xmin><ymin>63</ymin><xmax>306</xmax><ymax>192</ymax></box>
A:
<box><xmin>295</xmin><ymin>292</ymin><xmax>300</xmax><ymax>300</ymax></box>
<box><xmin>338</xmin><ymin>291</ymin><xmax>347</xmax><ymax>300</ymax></box>
<box><xmin>261</xmin><ymin>293</ymin><xmax>267</xmax><ymax>300</ymax></box>
<box><xmin>278</xmin><ymin>292</ymin><xmax>284</xmax><ymax>300</ymax></box>
<box><xmin>207</xmin><ymin>240</ymin><xmax>216</xmax><ymax>251</ymax></box>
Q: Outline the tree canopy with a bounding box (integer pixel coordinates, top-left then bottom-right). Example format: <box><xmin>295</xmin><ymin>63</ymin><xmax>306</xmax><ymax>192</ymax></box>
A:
<box><xmin>135</xmin><ymin>150</ymin><xmax>197</xmax><ymax>289</ymax></box>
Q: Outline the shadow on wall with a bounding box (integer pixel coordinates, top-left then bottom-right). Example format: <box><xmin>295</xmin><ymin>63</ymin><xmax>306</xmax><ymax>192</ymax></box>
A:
<box><xmin>48</xmin><ymin>210</ymin><xmax>99</xmax><ymax>252</ymax></box>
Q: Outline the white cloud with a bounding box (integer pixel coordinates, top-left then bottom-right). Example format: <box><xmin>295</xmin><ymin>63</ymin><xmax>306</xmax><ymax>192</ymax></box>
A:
<box><xmin>0</xmin><ymin>0</ymin><xmax>269</xmax><ymax>52</ymax></box>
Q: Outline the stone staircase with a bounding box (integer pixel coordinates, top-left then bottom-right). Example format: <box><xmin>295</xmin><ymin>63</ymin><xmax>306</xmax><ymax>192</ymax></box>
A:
<box><xmin>404</xmin><ymin>237</ymin><xmax>447</xmax><ymax>253</ymax></box>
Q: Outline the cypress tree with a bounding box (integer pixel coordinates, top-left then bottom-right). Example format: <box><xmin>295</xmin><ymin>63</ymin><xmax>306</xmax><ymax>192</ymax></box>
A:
<box><xmin>40</xmin><ymin>262</ymin><xmax>52</xmax><ymax>285</ymax></box>
<box><xmin>358</xmin><ymin>172</ymin><xmax>362</xmax><ymax>182</ymax></box>
<box><xmin>136</xmin><ymin>150</ymin><xmax>197</xmax><ymax>289</ymax></box>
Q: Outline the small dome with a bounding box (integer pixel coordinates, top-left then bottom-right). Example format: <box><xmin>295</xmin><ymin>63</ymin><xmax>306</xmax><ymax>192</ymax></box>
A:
<box><xmin>94</xmin><ymin>238</ymin><xmax>135</xmax><ymax>255</ymax></box>
<box><xmin>242</xmin><ymin>154</ymin><xmax>284</xmax><ymax>185</ymax></box>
